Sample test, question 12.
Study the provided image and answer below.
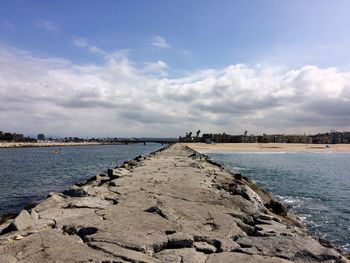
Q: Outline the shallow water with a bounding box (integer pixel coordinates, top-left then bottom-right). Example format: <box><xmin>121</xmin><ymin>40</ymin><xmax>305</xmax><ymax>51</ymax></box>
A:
<box><xmin>204</xmin><ymin>151</ymin><xmax>350</xmax><ymax>253</ymax></box>
<box><xmin>0</xmin><ymin>143</ymin><xmax>164</xmax><ymax>217</ymax></box>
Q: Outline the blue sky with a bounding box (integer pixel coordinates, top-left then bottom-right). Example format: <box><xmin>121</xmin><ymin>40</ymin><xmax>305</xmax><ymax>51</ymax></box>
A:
<box><xmin>1</xmin><ymin>1</ymin><xmax>350</xmax><ymax>137</ymax></box>
<box><xmin>2</xmin><ymin>1</ymin><xmax>350</xmax><ymax>72</ymax></box>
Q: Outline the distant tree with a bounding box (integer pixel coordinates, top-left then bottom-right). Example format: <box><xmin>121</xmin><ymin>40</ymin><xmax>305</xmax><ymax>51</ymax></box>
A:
<box><xmin>188</xmin><ymin>132</ymin><xmax>193</xmax><ymax>138</ymax></box>
<box><xmin>3</xmin><ymin>133</ymin><xmax>14</xmax><ymax>141</ymax></box>
<box><xmin>196</xmin><ymin>130</ymin><xmax>201</xmax><ymax>137</ymax></box>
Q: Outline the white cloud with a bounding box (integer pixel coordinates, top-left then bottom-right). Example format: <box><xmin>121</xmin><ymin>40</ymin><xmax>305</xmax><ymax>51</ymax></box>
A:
<box><xmin>72</xmin><ymin>38</ymin><xmax>106</xmax><ymax>56</ymax></box>
<box><xmin>143</xmin><ymin>60</ymin><xmax>169</xmax><ymax>76</ymax></box>
<box><xmin>36</xmin><ymin>19</ymin><xmax>59</xmax><ymax>33</ymax></box>
<box><xmin>1</xmin><ymin>45</ymin><xmax>350</xmax><ymax>137</ymax></box>
<box><xmin>151</xmin><ymin>35</ymin><xmax>170</xmax><ymax>49</ymax></box>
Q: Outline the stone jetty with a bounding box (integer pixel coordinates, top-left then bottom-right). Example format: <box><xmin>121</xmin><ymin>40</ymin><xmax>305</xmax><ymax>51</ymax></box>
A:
<box><xmin>0</xmin><ymin>144</ymin><xmax>348</xmax><ymax>262</ymax></box>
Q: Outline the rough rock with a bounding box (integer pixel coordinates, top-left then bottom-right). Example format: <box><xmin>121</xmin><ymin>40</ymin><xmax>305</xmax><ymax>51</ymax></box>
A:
<box><xmin>62</xmin><ymin>186</ymin><xmax>89</xmax><ymax>197</ymax></box>
<box><xmin>206</xmin><ymin>252</ymin><xmax>293</xmax><ymax>262</ymax></box>
<box><xmin>193</xmin><ymin>241</ymin><xmax>217</xmax><ymax>253</ymax></box>
<box><xmin>30</xmin><ymin>209</ymin><xmax>39</xmax><ymax>221</ymax></box>
<box><xmin>5</xmin><ymin>210</ymin><xmax>34</xmax><ymax>232</ymax></box>
<box><xmin>65</xmin><ymin>197</ymin><xmax>114</xmax><ymax>209</ymax></box>
<box><xmin>155</xmin><ymin>248</ymin><xmax>208</xmax><ymax>262</ymax></box>
<box><xmin>267</xmin><ymin>199</ymin><xmax>289</xmax><ymax>216</ymax></box>
<box><xmin>235</xmin><ymin>236</ymin><xmax>343</xmax><ymax>262</ymax></box>
<box><xmin>167</xmin><ymin>232</ymin><xmax>194</xmax><ymax>248</ymax></box>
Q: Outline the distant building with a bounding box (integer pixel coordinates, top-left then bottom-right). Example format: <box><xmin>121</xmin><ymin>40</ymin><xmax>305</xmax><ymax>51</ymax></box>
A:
<box><xmin>181</xmin><ymin>130</ymin><xmax>350</xmax><ymax>144</ymax></box>
<box><xmin>37</xmin><ymin>134</ymin><xmax>45</xmax><ymax>141</ymax></box>
<box><xmin>13</xmin><ymin>133</ymin><xmax>24</xmax><ymax>141</ymax></box>
<box><xmin>311</xmin><ymin>131</ymin><xmax>350</xmax><ymax>144</ymax></box>
<box><xmin>200</xmin><ymin>133</ymin><xmax>260</xmax><ymax>143</ymax></box>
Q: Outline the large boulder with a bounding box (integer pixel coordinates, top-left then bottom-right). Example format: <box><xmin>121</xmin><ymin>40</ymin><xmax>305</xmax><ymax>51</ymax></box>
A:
<box><xmin>5</xmin><ymin>210</ymin><xmax>34</xmax><ymax>232</ymax></box>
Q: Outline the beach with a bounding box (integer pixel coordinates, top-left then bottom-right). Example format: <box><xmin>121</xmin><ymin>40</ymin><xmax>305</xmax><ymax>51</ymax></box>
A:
<box><xmin>0</xmin><ymin>144</ymin><xmax>348</xmax><ymax>262</ymax></box>
<box><xmin>187</xmin><ymin>142</ymin><xmax>350</xmax><ymax>153</ymax></box>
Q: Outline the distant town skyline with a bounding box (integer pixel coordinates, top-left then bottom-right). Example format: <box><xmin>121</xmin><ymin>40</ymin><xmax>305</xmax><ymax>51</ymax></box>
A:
<box><xmin>1</xmin><ymin>1</ymin><xmax>350</xmax><ymax>137</ymax></box>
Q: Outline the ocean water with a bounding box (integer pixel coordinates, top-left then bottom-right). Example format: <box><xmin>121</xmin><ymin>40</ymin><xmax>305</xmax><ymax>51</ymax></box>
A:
<box><xmin>204</xmin><ymin>151</ymin><xmax>350</xmax><ymax>253</ymax></box>
<box><xmin>0</xmin><ymin>143</ymin><xmax>164</xmax><ymax>217</ymax></box>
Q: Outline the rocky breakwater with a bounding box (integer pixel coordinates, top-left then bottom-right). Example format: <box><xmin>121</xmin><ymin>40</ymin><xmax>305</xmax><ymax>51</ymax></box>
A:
<box><xmin>0</xmin><ymin>144</ymin><xmax>348</xmax><ymax>262</ymax></box>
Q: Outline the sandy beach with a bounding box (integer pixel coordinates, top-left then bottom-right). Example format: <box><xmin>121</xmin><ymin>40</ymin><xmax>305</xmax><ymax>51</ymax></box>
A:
<box><xmin>0</xmin><ymin>142</ymin><xmax>110</xmax><ymax>148</ymax></box>
<box><xmin>187</xmin><ymin>143</ymin><xmax>350</xmax><ymax>153</ymax></box>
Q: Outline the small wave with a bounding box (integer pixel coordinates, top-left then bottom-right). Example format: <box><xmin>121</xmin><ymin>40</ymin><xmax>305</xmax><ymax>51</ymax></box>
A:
<box><xmin>232</xmin><ymin>166</ymin><xmax>250</xmax><ymax>171</ymax></box>
<box><xmin>340</xmin><ymin>243</ymin><xmax>350</xmax><ymax>254</ymax></box>
<box><xmin>199</xmin><ymin>151</ymin><xmax>288</xmax><ymax>154</ymax></box>
<box><xmin>276</xmin><ymin>195</ymin><xmax>304</xmax><ymax>205</ymax></box>
<box><xmin>231</xmin><ymin>151</ymin><xmax>288</xmax><ymax>154</ymax></box>
<box><xmin>298</xmin><ymin>215</ymin><xmax>309</xmax><ymax>221</ymax></box>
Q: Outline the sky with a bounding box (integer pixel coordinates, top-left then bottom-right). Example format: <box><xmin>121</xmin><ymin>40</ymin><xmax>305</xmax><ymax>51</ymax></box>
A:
<box><xmin>1</xmin><ymin>0</ymin><xmax>350</xmax><ymax>137</ymax></box>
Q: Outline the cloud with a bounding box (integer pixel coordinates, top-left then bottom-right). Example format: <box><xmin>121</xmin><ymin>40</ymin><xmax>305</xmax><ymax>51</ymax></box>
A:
<box><xmin>72</xmin><ymin>38</ymin><xmax>106</xmax><ymax>56</ymax></box>
<box><xmin>1</xmin><ymin>45</ymin><xmax>350</xmax><ymax>137</ymax></box>
<box><xmin>151</xmin><ymin>35</ymin><xmax>170</xmax><ymax>49</ymax></box>
<box><xmin>143</xmin><ymin>60</ymin><xmax>169</xmax><ymax>76</ymax></box>
<box><xmin>36</xmin><ymin>19</ymin><xmax>59</xmax><ymax>33</ymax></box>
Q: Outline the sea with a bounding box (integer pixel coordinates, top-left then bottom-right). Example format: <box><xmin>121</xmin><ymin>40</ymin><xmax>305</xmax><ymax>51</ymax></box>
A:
<box><xmin>203</xmin><ymin>150</ymin><xmax>350</xmax><ymax>254</ymax></box>
<box><xmin>0</xmin><ymin>143</ymin><xmax>163</xmax><ymax>217</ymax></box>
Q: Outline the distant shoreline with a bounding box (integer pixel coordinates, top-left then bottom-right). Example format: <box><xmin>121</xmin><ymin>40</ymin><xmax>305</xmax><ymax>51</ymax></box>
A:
<box><xmin>0</xmin><ymin>142</ymin><xmax>129</xmax><ymax>149</ymax></box>
<box><xmin>187</xmin><ymin>142</ymin><xmax>350</xmax><ymax>153</ymax></box>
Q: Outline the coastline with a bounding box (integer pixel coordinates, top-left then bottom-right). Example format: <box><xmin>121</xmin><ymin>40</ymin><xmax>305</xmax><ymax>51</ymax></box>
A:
<box><xmin>0</xmin><ymin>144</ymin><xmax>348</xmax><ymax>262</ymax></box>
<box><xmin>0</xmin><ymin>141</ymin><xmax>130</xmax><ymax>149</ymax></box>
<box><xmin>187</xmin><ymin>142</ymin><xmax>350</xmax><ymax>153</ymax></box>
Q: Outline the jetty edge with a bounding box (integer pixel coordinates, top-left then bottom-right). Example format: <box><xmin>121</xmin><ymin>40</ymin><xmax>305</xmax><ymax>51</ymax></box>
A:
<box><xmin>0</xmin><ymin>144</ymin><xmax>348</xmax><ymax>262</ymax></box>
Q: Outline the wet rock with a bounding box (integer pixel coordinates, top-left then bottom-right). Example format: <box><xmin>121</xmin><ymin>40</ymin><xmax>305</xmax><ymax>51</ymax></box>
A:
<box><xmin>134</xmin><ymin>155</ymin><xmax>144</xmax><ymax>161</ymax></box>
<box><xmin>87</xmin><ymin>174</ymin><xmax>108</xmax><ymax>184</ymax></box>
<box><xmin>266</xmin><ymin>200</ymin><xmax>288</xmax><ymax>216</ymax></box>
<box><xmin>107</xmin><ymin>168</ymin><xmax>114</xmax><ymax>178</ymax></box>
<box><xmin>109</xmin><ymin>168</ymin><xmax>130</xmax><ymax>179</ymax></box>
<box><xmin>63</xmin><ymin>186</ymin><xmax>89</xmax><ymax>197</ymax></box>
<box><xmin>75</xmin><ymin>180</ymin><xmax>87</xmax><ymax>187</ymax></box>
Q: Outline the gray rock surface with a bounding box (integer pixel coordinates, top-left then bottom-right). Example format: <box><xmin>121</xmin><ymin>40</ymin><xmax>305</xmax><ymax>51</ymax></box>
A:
<box><xmin>4</xmin><ymin>210</ymin><xmax>34</xmax><ymax>232</ymax></box>
<box><xmin>0</xmin><ymin>144</ymin><xmax>348</xmax><ymax>262</ymax></box>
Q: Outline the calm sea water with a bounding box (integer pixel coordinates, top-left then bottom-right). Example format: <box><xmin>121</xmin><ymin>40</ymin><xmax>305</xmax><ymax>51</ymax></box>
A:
<box><xmin>0</xmin><ymin>143</ymin><xmax>164</xmax><ymax>217</ymax></box>
<box><xmin>204</xmin><ymin>151</ymin><xmax>350</xmax><ymax>253</ymax></box>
